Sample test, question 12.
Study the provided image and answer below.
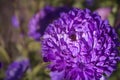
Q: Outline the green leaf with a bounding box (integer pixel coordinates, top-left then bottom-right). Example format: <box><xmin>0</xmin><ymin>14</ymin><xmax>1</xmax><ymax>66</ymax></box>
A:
<box><xmin>32</xmin><ymin>62</ymin><xmax>49</xmax><ymax>76</ymax></box>
<box><xmin>0</xmin><ymin>47</ymin><xmax>10</xmax><ymax>63</ymax></box>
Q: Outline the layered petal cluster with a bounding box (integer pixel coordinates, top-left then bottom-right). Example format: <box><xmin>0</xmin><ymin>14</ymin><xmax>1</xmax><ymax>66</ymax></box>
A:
<box><xmin>28</xmin><ymin>6</ymin><xmax>71</xmax><ymax>41</ymax></box>
<box><xmin>5</xmin><ymin>59</ymin><xmax>29</xmax><ymax>80</ymax></box>
<box><xmin>41</xmin><ymin>8</ymin><xmax>120</xmax><ymax>80</ymax></box>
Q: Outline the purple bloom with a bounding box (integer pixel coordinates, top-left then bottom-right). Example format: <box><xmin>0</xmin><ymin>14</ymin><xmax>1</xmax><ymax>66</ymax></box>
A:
<box><xmin>95</xmin><ymin>7</ymin><xmax>111</xmax><ymax>20</ymax></box>
<box><xmin>11</xmin><ymin>15</ymin><xmax>20</xmax><ymax>28</ymax></box>
<box><xmin>5</xmin><ymin>59</ymin><xmax>29</xmax><ymax>80</ymax></box>
<box><xmin>28</xmin><ymin>6</ymin><xmax>71</xmax><ymax>41</ymax></box>
<box><xmin>41</xmin><ymin>8</ymin><xmax>120</xmax><ymax>80</ymax></box>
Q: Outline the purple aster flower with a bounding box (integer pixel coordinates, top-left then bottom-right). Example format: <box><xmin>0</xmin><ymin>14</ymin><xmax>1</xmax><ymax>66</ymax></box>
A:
<box><xmin>4</xmin><ymin>59</ymin><xmax>29</xmax><ymax>80</ymax></box>
<box><xmin>11</xmin><ymin>15</ymin><xmax>20</xmax><ymax>28</ymax></box>
<box><xmin>95</xmin><ymin>7</ymin><xmax>111</xmax><ymax>20</ymax></box>
<box><xmin>41</xmin><ymin>8</ymin><xmax>120</xmax><ymax>80</ymax></box>
<box><xmin>28</xmin><ymin>6</ymin><xmax>72</xmax><ymax>41</ymax></box>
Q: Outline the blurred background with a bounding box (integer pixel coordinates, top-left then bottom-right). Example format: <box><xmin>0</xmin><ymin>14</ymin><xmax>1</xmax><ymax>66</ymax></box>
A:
<box><xmin>0</xmin><ymin>0</ymin><xmax>120</xmax><ymax>80</ymax></box>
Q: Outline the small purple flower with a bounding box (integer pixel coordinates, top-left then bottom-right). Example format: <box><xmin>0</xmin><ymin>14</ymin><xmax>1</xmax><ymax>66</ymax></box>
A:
<box><xmin>11</xmin><ymin>15</ymin><xmax>20</xmax><ymax>28</ymax></box>
<box><xmin>28</xmin><ymin>6</ymin><xmax>71</xmax><ymax>41</ymax></box>
<box><xmin>95</xmin><ymin>7</ymin><xmax>111</xmax><ymax>20</ymax></box>
<box><xmin>41</xmin><ymin>8</ymin><xmax>120</xmax><ymax>80</ymax></box>
<box><xmin>4</xmin><ymin>59</ymin><xmax>29</xmax><ymax>80</ymax></box>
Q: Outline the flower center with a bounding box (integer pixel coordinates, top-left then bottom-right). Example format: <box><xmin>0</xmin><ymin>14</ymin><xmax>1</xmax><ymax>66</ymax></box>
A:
<box><xmin>69</xmin><ymin>34</ymin><xmax>76</xmax><ymax>41</ymax></box>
